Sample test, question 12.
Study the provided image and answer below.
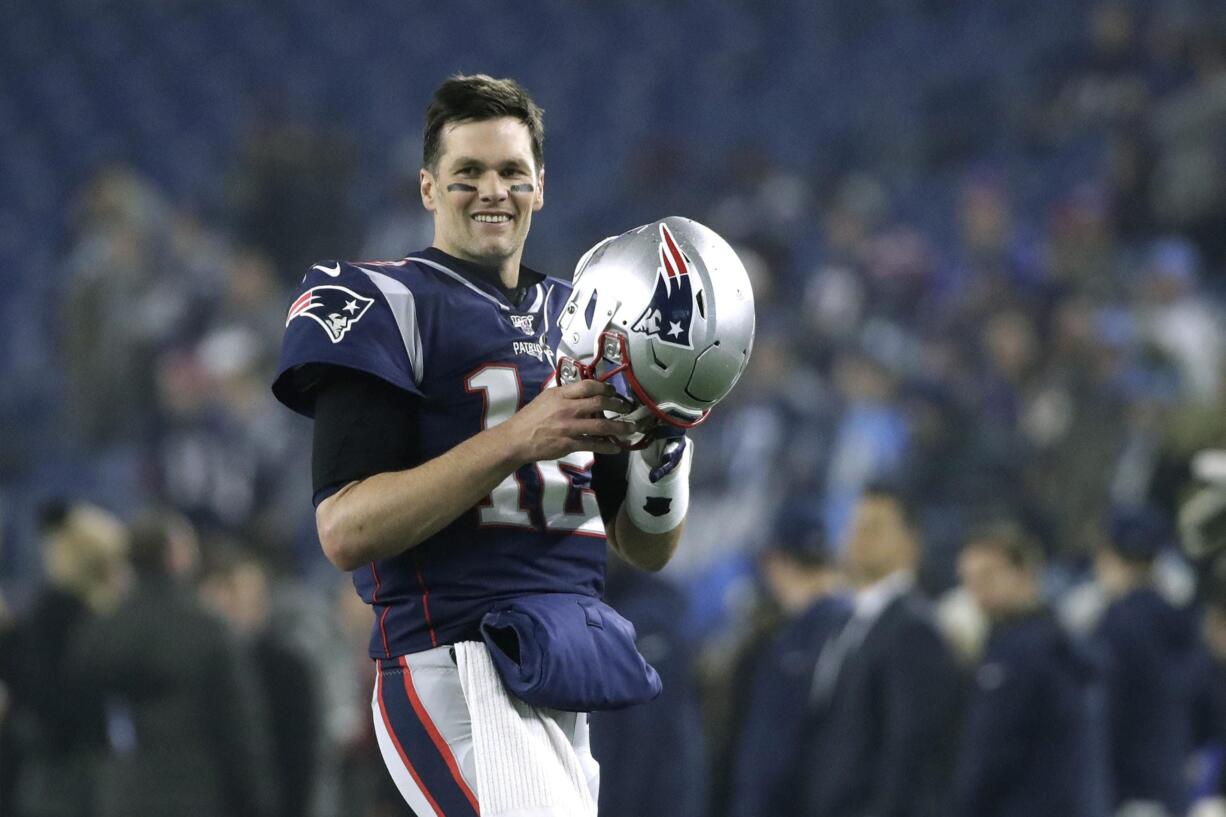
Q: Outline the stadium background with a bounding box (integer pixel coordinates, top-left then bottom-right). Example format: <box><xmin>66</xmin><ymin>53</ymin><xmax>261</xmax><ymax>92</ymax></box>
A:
<box><xmin>4</xmin><ymin>0</ymin><xmax>1226</xmax><ymax>815</ymax></box>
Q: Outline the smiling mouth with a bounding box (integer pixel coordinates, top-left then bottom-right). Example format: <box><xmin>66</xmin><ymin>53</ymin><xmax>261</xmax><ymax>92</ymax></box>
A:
<box><xmin>472</xmin><ymin>213</ymin><xmax>512</xmax><ymax>224</ymax></box>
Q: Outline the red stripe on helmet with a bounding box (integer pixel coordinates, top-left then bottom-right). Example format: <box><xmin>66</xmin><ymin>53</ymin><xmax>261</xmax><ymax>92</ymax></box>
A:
<box><xmin>659</xmin><ymin>243</ymin><xmax>678</xmax><ymax>281</ymax></box>
<box><xmin>660</xmin><ymin>224</ymin><xmax>689</xmax><ymax>280</ymax></box>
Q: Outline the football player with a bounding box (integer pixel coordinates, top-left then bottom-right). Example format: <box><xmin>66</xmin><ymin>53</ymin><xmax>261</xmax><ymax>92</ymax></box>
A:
<box><xmin>272</xmin><ymin>74</ymin><xmax>753</xmax><ymax>815</ymax></box>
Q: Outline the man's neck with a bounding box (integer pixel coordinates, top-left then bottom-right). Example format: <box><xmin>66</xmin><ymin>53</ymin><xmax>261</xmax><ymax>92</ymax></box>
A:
<box><xmin>851</xmin><ymin>569</ymin><xmax>913</xmax><ymax>621</ymax></box>
<box><xmin>431</xmin><ymin>241</ymin><xmax>522</xmax><ymax>290</ymax></box>
<box><xmin>852</xmin><ymin>567</ymin><xmax>911</xmax><ymax>594</ymax></box>
<box><xmin>1102</xmin><ymin>564</ymin><xmax>1152</xmax><ymax>599</ymax></box>
<box><xmin>991</xmin><ymin>598</ymin><xmax>1043</xmax><ymax>625</ymax></box>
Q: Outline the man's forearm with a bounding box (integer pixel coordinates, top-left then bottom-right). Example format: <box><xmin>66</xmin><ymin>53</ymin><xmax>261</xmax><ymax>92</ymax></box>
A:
<box><xmin>609</xmin><ymin>435</ymin><xmax>691</xmax><ymax>571</ymax></box>
<box><xmin>314</xmin><ymin>379</ymin><xmax>633</xmax><ymax>571</ymax></box>
<box><xmin>316</xmin><ymin>426</ymin><xmax>520</xmax><ymax>570</ymax></box>
<box><xmin>610</xmin><ymin>507</ymin><xmax>684</xmax><ymax>572</ymax></box>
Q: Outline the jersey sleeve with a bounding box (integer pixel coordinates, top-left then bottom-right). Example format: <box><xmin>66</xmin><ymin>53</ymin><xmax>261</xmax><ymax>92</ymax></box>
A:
<box><xmin>272</xmin><ymin>260</ymin><xmax>426</xmax><ymax>417</ymax></box>
<box><xmin>311</xmin><ymin>367</ymin><xmax>420</xmax><ymax>505</ymax></box>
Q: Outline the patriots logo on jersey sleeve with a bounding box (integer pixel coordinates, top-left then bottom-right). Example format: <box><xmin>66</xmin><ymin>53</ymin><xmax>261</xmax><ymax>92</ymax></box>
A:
<box><xmin>286</xmin><ymin>285</ymin><xmax>375</xmax><ymax>343</ymax></box>
<box><xmin>631</xmin><ymin>223</ymin><xmax>700</xmax><ymax>349</ymax></box>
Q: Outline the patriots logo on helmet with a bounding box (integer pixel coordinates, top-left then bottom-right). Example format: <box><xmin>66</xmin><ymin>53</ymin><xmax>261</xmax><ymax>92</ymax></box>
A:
<box><xmin>286</xmin><ymin>285</ymin><xmax>374</xmax><ymax>343</ymax></box>
<box><xmin>631</xmin><ymin>223</ymin><xmax>700</xmax><ymax>349</ymax></box>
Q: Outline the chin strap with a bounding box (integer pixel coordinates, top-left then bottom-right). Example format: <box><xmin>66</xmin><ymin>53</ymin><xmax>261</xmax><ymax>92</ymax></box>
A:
<box><xmin>625</xmin><ymin>438</ymin><xmax>693</xmax><ymax>534</ymax></box>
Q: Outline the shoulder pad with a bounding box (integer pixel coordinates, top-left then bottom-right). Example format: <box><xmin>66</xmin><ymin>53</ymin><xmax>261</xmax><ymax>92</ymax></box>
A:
<box><xmin>272</xmin><ymin>260</ymin><xmax>425</xmax><ymax>417</ymax></box>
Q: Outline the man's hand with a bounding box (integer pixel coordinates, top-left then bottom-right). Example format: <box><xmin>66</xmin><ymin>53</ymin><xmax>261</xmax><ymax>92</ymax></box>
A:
<box><xmin>497</xmin><ymin>379</ymin><xmax>636</xmax><ymax>463</ymax></box>
<box><xmin>639</xmin><ymin>424</ymin><xmax>687</xmax><ymax>483</ymax></box>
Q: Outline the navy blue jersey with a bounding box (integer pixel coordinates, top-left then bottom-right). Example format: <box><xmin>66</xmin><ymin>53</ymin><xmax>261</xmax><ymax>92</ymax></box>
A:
<box><xmin>273</xmin><ymin>248</ymin><xmax>608</xmax><ymax>657</ymax></box>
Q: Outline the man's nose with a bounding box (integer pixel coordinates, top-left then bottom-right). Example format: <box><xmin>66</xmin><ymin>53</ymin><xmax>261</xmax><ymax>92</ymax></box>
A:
<box><xmin>478</xmin><ymin>171</ymin><xmax>508</xmax><ymax>201</ymax></box>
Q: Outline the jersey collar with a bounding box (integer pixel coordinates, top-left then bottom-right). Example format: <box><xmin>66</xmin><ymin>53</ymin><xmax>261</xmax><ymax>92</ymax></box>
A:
<box><xmin>413</xmin><ymin>247</ymin><xmax>545</xmax><ymax>309</ymax></box>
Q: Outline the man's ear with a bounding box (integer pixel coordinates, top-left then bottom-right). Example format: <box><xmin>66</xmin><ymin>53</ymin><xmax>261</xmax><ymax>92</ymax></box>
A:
<box><xmin>420</xmin><ymin>168</ymin><xmax>437</xmax><ymax>212</ymax></box>
<box><xmin>533</xmin><ymin>165</ymin><xmax>545</xmax><ymax>212</ymax></box>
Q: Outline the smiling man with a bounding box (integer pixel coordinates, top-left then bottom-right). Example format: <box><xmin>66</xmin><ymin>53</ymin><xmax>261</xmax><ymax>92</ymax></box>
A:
<box><xmin>271</xmin><ymin>75</ymin><xmax>689</xmax><ymax>816</ymax></box>
<box><xmin>422</xmin><ymin>114</ymin><xmax>542</xmax><ymax>279</ymax></box>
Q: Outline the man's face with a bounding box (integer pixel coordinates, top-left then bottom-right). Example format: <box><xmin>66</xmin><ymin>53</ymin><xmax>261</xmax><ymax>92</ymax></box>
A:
<box><xmin>844</xmin><ymin>496</ymin><xmax>915</xmax><ymax>584</ymax></box>
<box><xmin>959</xmin><ymin>544</ymin><xmax>1032</xmax><ymax>620</ymax></box>
<box><xmin>420</xmin><ymin>116</ymin><xmax>544</xmax><ymax>266</ymax></box>
<box><xmin>199</xmin><ymin>564</ymin><xmax>269</xmax><ymax>636</ymax></box>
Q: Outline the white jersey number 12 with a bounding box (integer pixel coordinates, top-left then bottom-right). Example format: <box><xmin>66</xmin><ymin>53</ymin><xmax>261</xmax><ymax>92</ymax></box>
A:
<box><xmin>465</xmin><ymin>365</ymin><xmax>605</xmax><ymax>536</ymax></box>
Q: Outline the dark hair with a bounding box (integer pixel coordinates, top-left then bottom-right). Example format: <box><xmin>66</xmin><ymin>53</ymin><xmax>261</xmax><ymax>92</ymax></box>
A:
<box><xmin>769</xmin><ymin>505</ymin><xmax>832</xmax><ymax>568</ymax></box>
<box><xmin>1104</xmin><ymin>505</ymin><xmax>1169</xmax><ymax>564</ymax></box>
<box><xmin>37</xmin><ymin>497</ymin><xmax>71</xmax><ymax>534</ymax></box>
<box><xmin>200</xmin><ymin>537</ymin><xmax>266</xmax><ymax>582</ymax></box>
<box><xmin>423</xmin><ymin>74</ymin><xmax>544</xmax><ymax>174</ymax></box>
<box><xmin>963</xmin><ymin>521</ymin><xmax>1045</xmax><ymax>572</ymax></box>
<box><xmin>127</xmin><ymin>510</ymin><xmax>174</xmax><ymax>575</ymax></box>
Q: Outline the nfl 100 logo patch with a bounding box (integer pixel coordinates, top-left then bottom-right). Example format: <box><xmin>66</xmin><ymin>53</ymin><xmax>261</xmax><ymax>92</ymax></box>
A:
<box><xmin>509</xmin><ymin>314</ymin><xmax>536</xmax><ymax>335</ymax></box>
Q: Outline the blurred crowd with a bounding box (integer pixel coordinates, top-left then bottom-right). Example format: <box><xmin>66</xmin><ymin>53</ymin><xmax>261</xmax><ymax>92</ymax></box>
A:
<box><xmin>0</xmin><ymin>501</ymin><xmax>405</xmax><ymax>817</ymax></box>
<box><xmin>5</xmin><ymin>0</ymin><xmax>1226</xmax><ymax>815</ymax></box>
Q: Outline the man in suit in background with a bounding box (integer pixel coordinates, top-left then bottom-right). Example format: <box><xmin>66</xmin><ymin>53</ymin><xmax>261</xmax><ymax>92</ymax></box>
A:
<box><xmin>0</xmin><ymin>501</ymin><xmax>128</xmax><ymax>817</ymax></box>
<box><xmin>1094</xmin><ymin>508</ymin><xmax>1200</xmax><ymax>817</ymax></box>
<box><xmin>800</xmin><ymin>484</ymin><xmax>961</xmax><ymax>817</ymax></box>
<box><xmin>71</xmin><ymin>511</ymin><xmax>274</xmax><ymax>817</ymax></box>
<box><xmin>727</xmin><ymin>506</ymin><xmax>850</xmax><ymax>817</ymax></box>
<box><xmin>953</xmin><ymin>523</ymin><xmax>1108</xmax><ymax>817</ymax></box>
<box><xmin>199</xmin><ymin>544</ymin><xmax>321</xmax><ymax>817</ymax></box>
<box><xmin>589</xmin><ymin>556</ymin><xmax>706</xmax><ymax>817</ymax></box>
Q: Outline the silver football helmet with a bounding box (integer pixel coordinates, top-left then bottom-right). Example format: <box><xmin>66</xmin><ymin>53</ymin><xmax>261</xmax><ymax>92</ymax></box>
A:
<box><xmin>555</xmin><ymin>216</ymin><xmax>756</xmax><ymax>439</ymax></box>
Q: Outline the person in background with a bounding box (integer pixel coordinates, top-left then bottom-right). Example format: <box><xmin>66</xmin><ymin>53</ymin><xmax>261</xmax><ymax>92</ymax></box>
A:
<box><xmin>328</xmin><ymin>574</ymin><xmax>407</xmax><ymax>816</ymax></box>
<box><xmin>0</xmin><ymin>500</ymin><xmax>128</xmax><ymax>817</ymax></box>
<box><xmin>727</xmin><ymin>506</ymin><xmax>849</xmax><ymax>817</ymax></box>
<box><xmin>590</xmin><ymin>555</ymin><xmax>706</xmax><ymax>817</ymax></box>
<box><xmin>70</xmin><ymin>510</ymin><xmax>274</xmax><ymax>817</ymax></box>
<box><xmin>1094</xmin><ymin>507</ymin><xmax>1200</xmax><ymax>817</ymax></box>
<box><xmin>800</xmin><ymin>484</ymin><xmax>961</xmax><ymax>817</ymax></box>
<box><xmin>199</xmin><ymin>543</ymin><xmax>321</xmax><ymax>817</ymax></box>
<box><xmin>1190</xmin><ymin>572</ymin><xmax>1226</xmax><ymax>817</ymax></box>
<box><xmin>953</xmin><ymin>522</ymin><xmax>1109</xmax><ymax>817</ymax></box>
